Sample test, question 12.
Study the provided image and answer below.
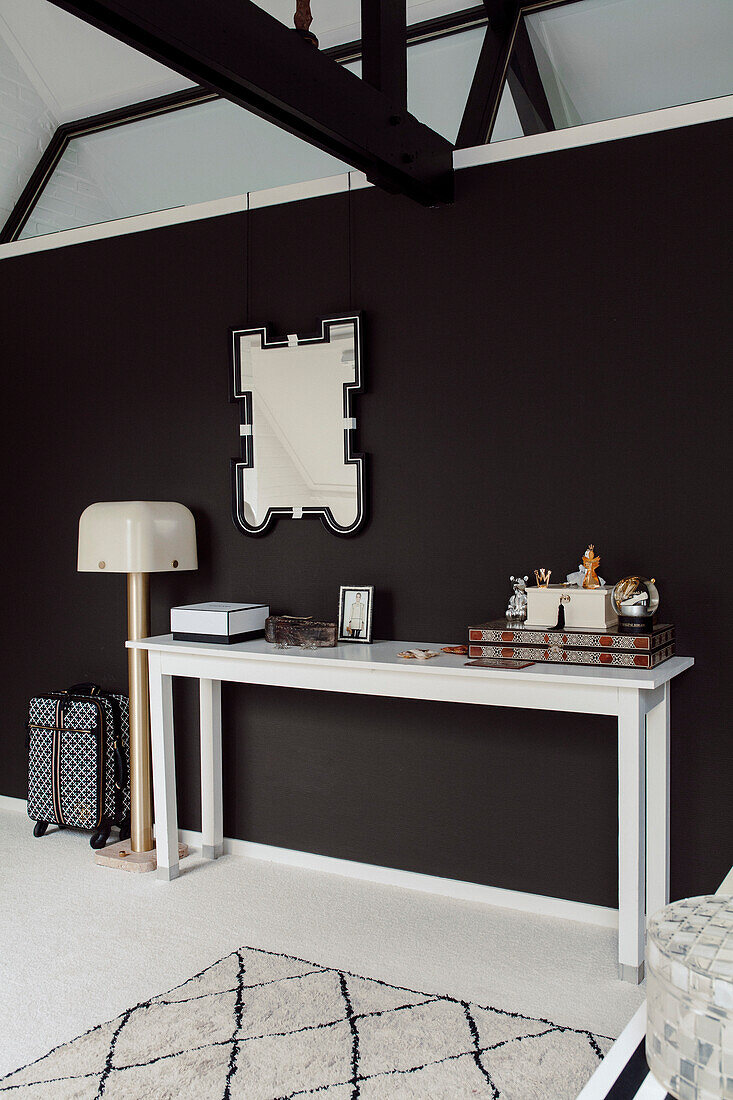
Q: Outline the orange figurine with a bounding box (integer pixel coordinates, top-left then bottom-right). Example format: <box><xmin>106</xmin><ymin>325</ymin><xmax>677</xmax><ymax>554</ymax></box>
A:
<box><xmin>582</xmin><ymin>545</ymin><xmax>602</xmax><ymax>588</ymax></box>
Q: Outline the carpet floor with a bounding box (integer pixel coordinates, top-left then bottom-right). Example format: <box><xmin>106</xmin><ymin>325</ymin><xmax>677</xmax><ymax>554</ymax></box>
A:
<box><xmin>0</xmin><ymin>805</ymin><xmax>644</xmax><ymax>1078</ymax></box>
<box><xmin>0</xmin><ymin>944</ymin><xmax>613</xmax><ymax>1099</ymax></box>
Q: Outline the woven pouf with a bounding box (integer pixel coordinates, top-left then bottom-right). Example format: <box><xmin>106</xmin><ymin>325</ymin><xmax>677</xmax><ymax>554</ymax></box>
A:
<box><xmin>647</xmin><ymin>895</ymin><xmax>733</xmax><ymax>1100</ymax></box>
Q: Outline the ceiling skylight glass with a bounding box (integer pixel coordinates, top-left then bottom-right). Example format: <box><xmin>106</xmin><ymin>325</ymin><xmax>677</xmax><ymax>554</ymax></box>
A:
<box><xmin>17</xmin><ymin>99</ymin><xmax>347</xmax><ymax>240</ymax></box>
<box><xmin>499</xmin><ymin>0</ymin><xmax>733</xmax><ymax>138</ymax></box>
<box><xmin>406</xmin><ymin>27</ymin><xmax>485</xmax><ymax>143</ymax></box>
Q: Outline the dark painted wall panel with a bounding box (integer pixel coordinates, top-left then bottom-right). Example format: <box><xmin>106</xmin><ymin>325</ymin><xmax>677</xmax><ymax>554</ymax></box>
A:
<box><xmin>1</xmin><ymin>119</ymin><xmax>730</xmax><ymax>908</ymax></box>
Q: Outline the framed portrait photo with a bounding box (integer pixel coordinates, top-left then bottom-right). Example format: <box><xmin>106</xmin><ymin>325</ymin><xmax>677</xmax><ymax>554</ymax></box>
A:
<box><xmin>338</xmin><ymin>585</ymin><xmax>374</xmax><ymax>643</ymax></box>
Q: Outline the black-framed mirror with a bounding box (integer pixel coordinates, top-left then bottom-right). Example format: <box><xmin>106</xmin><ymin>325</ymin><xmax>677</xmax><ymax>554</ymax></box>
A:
<box><xmin>230</xmin><ymin>313</ymin><xmax>365</xmax><ymax>537</ymax></box>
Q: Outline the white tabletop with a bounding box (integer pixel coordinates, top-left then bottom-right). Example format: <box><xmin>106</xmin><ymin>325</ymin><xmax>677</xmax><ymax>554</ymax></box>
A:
<box><xmin>128</xmin><ymin>635</ymin><xmax>693</xmax><ymax>691</ymax></box>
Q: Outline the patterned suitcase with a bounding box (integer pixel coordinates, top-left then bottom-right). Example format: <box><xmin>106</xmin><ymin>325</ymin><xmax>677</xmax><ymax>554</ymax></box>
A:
<box><xmin>27</xmin><ymin>683</ymin><xmax>131</xmax><ymax>849</ymax></box>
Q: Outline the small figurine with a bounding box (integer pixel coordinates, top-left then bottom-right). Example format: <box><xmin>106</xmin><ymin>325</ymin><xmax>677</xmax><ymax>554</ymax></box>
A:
<box><xmin>293</xmin><ymin>0</ymin><xmax>319</xmax><ymax>45</ymax></box>
<box><xmin>567</xmin><ymin>545</ymin><xmax>606</xmax><ymax>587</ymax></box>
<box><xmin>506</xmin><ymin>575</ymin><xmax>529</xmax><ymax>621</ymax></box>
<box><xmin>534</xmin><ymin>568</ymin><xmax>552</xmax><ymax>588</ymax></box>
<box><xmin>582</xmin><ymin>545</ymin><xmax>601</xmax><ymax>588</ymax></box>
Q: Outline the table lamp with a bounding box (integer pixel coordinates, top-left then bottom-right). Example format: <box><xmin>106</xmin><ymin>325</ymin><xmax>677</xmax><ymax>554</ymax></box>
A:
<box><xmin>78</xmin><ymin>501</ymin><xmax>197</xmax><ymax>871</ymax></box>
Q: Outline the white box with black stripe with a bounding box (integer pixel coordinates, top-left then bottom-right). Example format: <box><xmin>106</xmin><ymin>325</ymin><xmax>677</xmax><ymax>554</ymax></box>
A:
<box><xmin>171</xmin><ymin>602</ymin><xmax>269</xmax><ymax>644</ymax></box>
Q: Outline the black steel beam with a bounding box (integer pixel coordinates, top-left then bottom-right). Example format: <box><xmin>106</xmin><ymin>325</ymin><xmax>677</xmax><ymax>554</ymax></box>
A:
<box><xmin>456</xmin><ymin>0</ymin><xmax>557</xmax><ymax>146</ymax></box>
<box><xmin>361</xmin><ymin>0</ymin><xmax>407</xmax><ymax>109</ymax></box>
<box><xmin>480</xmin><ymin>0</ymin><xmax>518</xmax><ymax>36</ymax></box>
<box><xmin>44</xmin><ymin>0</ymin><xmax>453</xmax><ymax>205</ymax></box>
<box><xmin>326</xmin><ymin>6</ymin><xmax>488</xmax><ymax>66</ymax></box>
<box><xmin>0</xmin><ymin>127</ymin><xmax>67</xmax><ymax>245</ymax></box>
<box><xmin>507</xmin><ymin>68</ymin><xmax>547</xmax><ymax>135</ymax></box>
<box><xmin>3</xmin><ymin>6</ymin><xmax>488</xmax><ymax>241</ymax></box>
<box><xmin>508</xmin><ymin>16</ymin><xmax>554</xmax><ymax>134</ymax></box>
<box><xmin>456</xmin><ymin>0</ymin><xmax>520</xmax><ymax>147</ymax></box>
<box><xmin>455</xmin><ymin>17</ymin><xmax>515</xmax><ymax>147</ymax></box>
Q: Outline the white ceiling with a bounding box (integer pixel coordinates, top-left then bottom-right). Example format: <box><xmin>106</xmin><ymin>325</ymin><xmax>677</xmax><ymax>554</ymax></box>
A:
<box><xmin>0</xmin><ymin>0</ymin><xmax>192</xmax><ymax>124</ymax></box>
<box><xmin>0</xmin><ymin>0</ymin><xmax>468</xmax><ymax>127</ymax></box>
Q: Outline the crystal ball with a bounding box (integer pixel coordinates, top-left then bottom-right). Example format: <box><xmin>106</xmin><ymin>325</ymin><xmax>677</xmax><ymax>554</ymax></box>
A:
<box><xmin>611</xmin><ymin>576</ymin><xmax>660</xmax><ymax>622</ymax></box>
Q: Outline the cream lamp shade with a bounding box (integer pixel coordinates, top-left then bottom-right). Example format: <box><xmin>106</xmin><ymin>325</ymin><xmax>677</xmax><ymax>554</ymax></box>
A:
<box><xmin>78</xmin><ymin>501</ymin><xmax>197</xmax><ymax>573</ymax></box>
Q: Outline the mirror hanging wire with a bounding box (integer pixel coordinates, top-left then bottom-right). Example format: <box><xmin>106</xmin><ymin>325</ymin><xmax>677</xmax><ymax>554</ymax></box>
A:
<box><xmin>243</xmin><ymin>177</ymin><xmax>352</xmax><ymax>321</ymax></box>
<box><xmin>347</xmin><ymin>176</ymin><xmax>354</xmax><ymax>314</ymax></box>
<box><xmin>246</xmin><ymin>194</ymin><xmax>251</xmax><ymax>329</ymax></box>
<box><xmin>231</xmin><ymin>169</ymin><xmax>364</xmax><ymax>537</ymax></box>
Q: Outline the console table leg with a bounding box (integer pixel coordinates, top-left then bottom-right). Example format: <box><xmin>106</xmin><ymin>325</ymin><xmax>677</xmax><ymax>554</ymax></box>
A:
<box><xmin>148</xmin><ymin>651</ymin><xmax>180</xmax><ymax>880</ymax></box>
<box><xmin>618</xmin><ymin>689</ymin><xmax>646</xmax><ymax>983</ymax></box>
<box><xmin>200</xmin><ymin>678</ymin><xmax>223</xmax><ymax>860</ymax></box>
<box><xmin>646</xmin><ymin>682</ymin><xmax>670</xmax><ymax>921</ymax></box>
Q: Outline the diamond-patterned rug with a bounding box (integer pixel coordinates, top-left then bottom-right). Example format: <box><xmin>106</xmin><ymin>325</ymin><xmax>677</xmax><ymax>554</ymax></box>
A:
<box><xmin>0</xmin><ymin>945</ymin><xmax>613</xmax><ymax>1098</ymax></box>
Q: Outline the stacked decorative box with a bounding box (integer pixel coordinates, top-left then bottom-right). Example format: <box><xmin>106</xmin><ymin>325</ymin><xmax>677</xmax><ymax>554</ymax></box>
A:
<box><xmin>468</xmin><ymin>620</ymin><xmax>675</xmax><ymax>668</ymax></box>
<box><xmin>524</xmin><ymin>583</ymin><xmax>617</xmax><ymax>630</ymax></box>
<box><xmin>171</xmin><ymin>602</ymin><xmax>269</xmax><ymax>643</ymax></box>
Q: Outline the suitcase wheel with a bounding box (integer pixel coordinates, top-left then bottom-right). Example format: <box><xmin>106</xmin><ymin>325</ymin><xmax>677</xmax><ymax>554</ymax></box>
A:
<box><xmin>118</xmin><ymin>815</ymin><xmax>131</xmax><ymax>842</ymax></box>
<box><xmin>90</xmin><ymin>824</ymin><xmax>111</xmax><ymax>850</ymax></box>
<box><xmin>33</xmin><ymin>820</ymin><xmax>49</xmax><ymax>838</ymax></box>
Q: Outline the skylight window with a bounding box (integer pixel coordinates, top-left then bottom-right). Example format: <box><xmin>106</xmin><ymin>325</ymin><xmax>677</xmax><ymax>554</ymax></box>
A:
<box><xmin>1</xmin><ymin>0</ymin><xmax>731</xmax><ymax>244</ymax></box>
<box><xmin>489</xmin><ymin>0</ymin><xmax>733</xmax><ymax>143</ymax></box>
<box><xmin>17</xmin><ymin>99</ymin><xmax>347</xmax><ymax>240</ymax></box>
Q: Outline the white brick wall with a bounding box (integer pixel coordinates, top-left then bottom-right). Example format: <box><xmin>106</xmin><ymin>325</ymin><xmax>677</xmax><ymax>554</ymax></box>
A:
<box><xmin>0</xmin><ymin>35</ymin><xmax>122</xmax><ymax>238</ymax></box>
<box><xmin>0</xmin><ymin>35</ymin><xmax>56</xmax><ymax>224</ymax></box>
<box><xmin>21</xmin><ymin>142</ymin><xmax>118</xmax><ymax>238</ymax></box>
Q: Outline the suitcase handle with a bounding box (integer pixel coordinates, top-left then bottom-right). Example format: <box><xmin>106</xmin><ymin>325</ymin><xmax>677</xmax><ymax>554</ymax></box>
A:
<box><xmin>65</xmin><ymin>683</ymin><xmax>102</xmax><ymax>696</ymax></box>
<box><xmin>114</xmin><ymin>739</ymin><xmax>128</xmax><ymax>791</ymax></box>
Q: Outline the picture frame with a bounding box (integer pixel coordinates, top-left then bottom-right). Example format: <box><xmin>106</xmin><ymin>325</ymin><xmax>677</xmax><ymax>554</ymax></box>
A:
<box><xmin>338</xmin><ymin>585</ymin><xmax>374</xmax><ymax>643</ymax></box>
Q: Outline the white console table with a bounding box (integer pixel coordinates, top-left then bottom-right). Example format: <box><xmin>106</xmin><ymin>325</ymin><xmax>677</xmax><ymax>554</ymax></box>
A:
<box><xmin>128</xmin><ymin>635</ymin><xmax>693</xmax><ymax>983</ymax></box>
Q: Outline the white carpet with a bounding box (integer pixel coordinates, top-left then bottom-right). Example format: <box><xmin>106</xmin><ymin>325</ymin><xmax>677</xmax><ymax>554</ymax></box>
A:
<box><xmin>0</xmin><ymin>944</ymin><xmax>614</xmax><ymax>1098</ymax></box>
<box><xmin>0</xmin><ymin>806</ymin><xmax>644</xmax><ymax>1080</ymax></box>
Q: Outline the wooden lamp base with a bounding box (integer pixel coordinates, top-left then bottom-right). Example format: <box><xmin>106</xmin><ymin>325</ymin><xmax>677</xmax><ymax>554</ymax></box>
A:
<box><xmin>95</xmin><ymin>839</ymin><xmax>189</xmax><ymax>873</ymax></box>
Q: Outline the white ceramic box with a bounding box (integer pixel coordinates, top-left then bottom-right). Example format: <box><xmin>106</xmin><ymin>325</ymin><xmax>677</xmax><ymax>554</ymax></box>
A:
<box><xmin>525</xmin><ymin>585</ymin><xmax>618</xmax><ymax>630</ymax></box>
<box><xmin>171</xmin><ymin>602</ymin><xmax>269</xmax><ymax>644</ymax></box>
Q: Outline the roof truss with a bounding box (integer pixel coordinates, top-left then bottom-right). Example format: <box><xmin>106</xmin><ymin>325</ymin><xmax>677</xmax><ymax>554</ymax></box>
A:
<box><xmin>457</xmin><ymin>0</ymin><xmax>559</xmax><ymax>147</ymax></box>
<box><xmin>42</xmin><ymin>0</ymin><xmax>454</xmax><ymax>206</ymax></box>
<box><xmin>0</xmin><ymin>2</ymin><xmax>578</xmax><ymax>240</ymax></box>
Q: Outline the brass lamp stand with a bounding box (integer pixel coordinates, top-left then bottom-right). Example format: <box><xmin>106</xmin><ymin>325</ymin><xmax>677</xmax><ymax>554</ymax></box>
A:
<box><xmin>78</xmin><ymin>501</ymin><xmax>197</xmax><ymax>872</ymax></box>
<box><xmin>126</xmin><ymin>572</ymin><xmax>154</xmax><ymax>859</ymax></box>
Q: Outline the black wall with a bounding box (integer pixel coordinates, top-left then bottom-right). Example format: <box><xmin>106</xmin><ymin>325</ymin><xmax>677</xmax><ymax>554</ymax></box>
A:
<box><xmin>2</xmin><ymin>119</ymin><xmax>731</xmax><ymax>908</ymax></box>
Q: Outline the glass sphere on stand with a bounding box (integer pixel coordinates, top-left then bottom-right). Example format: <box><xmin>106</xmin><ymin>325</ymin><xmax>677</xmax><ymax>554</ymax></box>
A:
<box><xmin>611</xmin><ymin>576</ymin><xmax>660</xmax><ymax>632</ymax></box>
